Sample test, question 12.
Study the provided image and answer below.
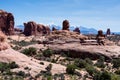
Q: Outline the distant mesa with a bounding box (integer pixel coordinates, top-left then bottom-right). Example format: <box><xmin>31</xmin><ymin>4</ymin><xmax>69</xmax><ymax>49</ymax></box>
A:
<box><xmin>0</xmin><ymin>10</ymin><xmax>14</xmax><ymax>35</ymax></box>
<box><xmin>23</xmin><ymin>21</ymin><xmax>50</xmax><ymax>36</ymax></box>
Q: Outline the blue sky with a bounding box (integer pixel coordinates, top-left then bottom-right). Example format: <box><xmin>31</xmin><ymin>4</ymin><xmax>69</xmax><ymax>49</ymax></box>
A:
<box><xmin>0</xmin><ymin>0</ymin><xmax>120</xmax><ymax>32</ymax></box>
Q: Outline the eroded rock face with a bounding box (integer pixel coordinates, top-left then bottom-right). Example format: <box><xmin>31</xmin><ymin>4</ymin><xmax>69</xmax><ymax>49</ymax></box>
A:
<box><xmin>62</xmin><ymin>20</ymin><xmax>69</xmax><ymax>30</ymax></box>
<box><xmin>0</xmin><ymin>10</ymin><xmax>14</xmax><ymax>35</ymax></box>
<box><xmin>24</xmin><ymin>21</ymin><xmax>50</xmax><ymax>36</ymax></box>
<box><xmin>73</xmin><ymin>27</ymin><xmax>80</xmax><ymax>34</ymax></box>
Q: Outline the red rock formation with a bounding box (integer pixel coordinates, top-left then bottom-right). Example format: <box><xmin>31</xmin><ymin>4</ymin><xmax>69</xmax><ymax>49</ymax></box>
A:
<box><xmin>62</xmin><ymin>20</ymin><xmax>70</xmax><ymax>30</ymax></box>
<box><xmin>0</xmin><ymin>10</ymin><xmax>14</xmax><ymax>35</ymax></box>
<box><xmin>106</xmin><ymin>28</ymin><xmax>111</xmax><ymax>35</ymax></box>
<box><xmin>24</xmin><ymin>21</ymin><xmax>50</xmax><ymax>36</ymax></box>
<box><xmin>96</xmin><ymin>30</ymin><xmax>105</xmax><ymax>45</ymax></box>
<box><xmin>73</xmin><ymin>27</ymin><xmax>80</xmax><ymax>34</ymax></box>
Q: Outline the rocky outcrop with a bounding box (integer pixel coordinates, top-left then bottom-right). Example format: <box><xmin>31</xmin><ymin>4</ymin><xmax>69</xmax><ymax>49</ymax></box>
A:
<box><xmin>23</xmin><ymin>21</ymin><xmax>50</xmax><ymax>36</ymax></box>
<box><xmin>106</xmin><ymin>28</ymin><xmax>111</xmax><ymax>35</ymax></box>
<box><xmin>46</xmin><ymin>30</ymin><xmax>88</xmax><ymax>41</ymax></box>
<box><xmin>73</xmin><ymin>27</ymin><xmax>80</xmax><ymax>34</ymax></box>
<box><xmin>49</xmin><ymin>43</ymin><xmax>120</xmax><ymax>60</ymax></box>
<box><xmin>0</xmin><ymin>10</ymin><xmax>14</xmax><ymax>35</ymax></box>
<box><xmin>0</xmin><ymin>48</ymin><xmax>66</xmax><ymax>77</ymax></box>
<box><xmin>62</xmin><ymin>20</ymin><xmax>69</xmax><ymax>30</ymax></box>
<box><xmin>96</xmin><ymin>30</ymin><xmax>105</xmax><ymax>45</ymax></box>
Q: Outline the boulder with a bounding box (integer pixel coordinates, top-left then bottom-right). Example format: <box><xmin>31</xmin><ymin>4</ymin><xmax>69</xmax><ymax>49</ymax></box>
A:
<box><xmin>106</xmin><ymin>28</ymin><xmax>111</xmax><ymax>35</ymax></box>
<box><xmin>23</xmin><ymin>21</ymin><xmax>50</xmax><ymax>36</ymax></box>
<box><xmin>0</xmin><ymin>10</ymin><xmax>14</xmax><ymax>35</ymax></box>
<box><xmin>62</xmin><ymin>20</ymin><xmax>70</xmax><ymax>30</ymax></box>
<box><xmin>73</xmin><ymin>27</ymin><xmax>80</xmax><ymax>34</ymax></box>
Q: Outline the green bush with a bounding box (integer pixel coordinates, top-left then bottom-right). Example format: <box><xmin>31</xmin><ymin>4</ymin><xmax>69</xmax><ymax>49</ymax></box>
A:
<box><xmin>12</xmin><ymin>45</ymin><xmax>21</xmax><ymax>50</ymax></box>
<box><xmin>16</xmin><ymin>71</ymin><xmax>26</xmax><ymax>77</ymax></box>
<box><xmin>93</xmin><ymin>71</ymin><xmax>111</xmax><ymax>80</ymax></box>
<box><xmin>95</xmin><ymin>62</ymin><xmax>105</xmax><ymax>68</ymax></box>
<box><xmin>45</xmin><ymin>64</ymin><xmax>52</xmax><ymax>72</ymax></box>
<box><xmin>43</xmin><ymin>48</ymin><xmax>53</xmax><ymax>57</ymax></box>
<box><xmin>21</xmin><ymin>47</ymin><xmax>37</xmax><ymax>56</ymax></box>
<box><xmin>115</xmin><ymin>70</ymin><xmax>120</xmax><ymax>75</ymax></box>
<box><xmin>95</xmin><ymin>56</ymin><xmax>106</xmax><ymax>68</ymax></box>
<box><xmin>11</xmin><ymin>40</ymin><xmax>38</xmax><ymax>47</ymax></box>
<box><xmin>9</xmin><ymin>61</ymin><xmax>19</xmax><ymax>69</ymax></box>
<box><xmin>66</xmin><ymin>64</ymin><xmax>76</xmax><ymax>74</ymax></box>
<box><xmin>112</xmin><ymin>58</ymin><xmax>120</xmax><ymax>68</ymax></box>
<box><xmin>85</xmin><ymin>58</ymin><xmax>93</xmax><ymax>65</ymax></box>
<box><xmin>74</xmin><ymin>59</ymin><xmax>87</xmax><ymax>68</ymax></box>
<box><xmin>86</xmin><ymin>65</ymin><xmax>98</xmax><ymax>76</ymax></box>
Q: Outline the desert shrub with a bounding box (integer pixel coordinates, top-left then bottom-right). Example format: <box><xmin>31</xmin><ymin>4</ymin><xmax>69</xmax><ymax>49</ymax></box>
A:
<box><xmin>93</xmin><ymin>71</ymin><xmax>111</xmax><ymax>80</ymax></box>
<box><xmin>0</xmin><ymin>62</ymin><xmax>9</xmax><ymax>73</ymax></box>
<box><xmin>39</xmin><ymin>62</ymin><xmax>44</xmax><ymax>65</ymax></box>
<box><xmin>85</xmin><ymin>58</ymin><xmax>93</xmax><ymax>65</ymax></box>
<box><xmin>45</xmin><ymin>64</ymin><xmax>52</xmax><ymax>72</ymax></box>
<box><xmin>98</xmin><ymin>56</ymin><xmax>105</xmax><ymax>62</ymax></box>
<box><xmin>66</xmin><ymin>64</ymin><xmax>76</xmax><ymax>74</ymax></box>
<box><xmin>95</xmin><ymin>61</ymin><xmax>105</xmax><ymax>68</ymax></box>
<box><xmin>24</xmin><ymin>67</ymin><xmax>29</xmax><ymax>70</ymax></box>
<box><xmin>111</xmin><ymin>74</ymin><xmax>120</xmax><ymax>80</ymax></box>
<box><xmin>0</xmin><ymin>62</ymin><xmax>18</xmax><ymax>73</ymax></box>
<box><xmin>11</xmin><ymin>40</ymin><xmax>38</xmax><ymax>47</ymax></box>
<box><xmin>95</xmin><ymin>56</ymin><xmax>106</xmax><ymax>68</ymax></box>
<box><xmin>85</xmin><ymin>65</ymin><xmax>98</xmax><ymax>76</ymax></box>
<box><xmin>74</xmin><ymin>59</ymin><xmax>87</xmax><ymax>68</ymax></box>
<box><xmin>112</xmin><ymin>58</ymin><xmax>120</xmax><ymax>68</ymax></box>
<box><xmin>115</xmin><ymin>70</ymin><xmax>120</xmax><ymax>75</ymax></box>
<box><xmin>21</xmin><ymin>47</ymin><xmax>37</xmax><ymax>56</ymax></box>
<box><xmin>47</xmin><ymin>76</ymin><xmax>52</xmax><ymax>80</ymax></box>
<box><xmin>9</xmin><ymin>61</ymin><xmax>19</xmax><ymax>69</ymax></box>
<box><xmin>43</xmin><ymin>48</ymin><xmax>53</xmax><ymax>57</ymax></box>
<box><xmin>51</xmin><ymin>59</ymin><xmax>56</xmax><ymax>63</ymax></box>
<box><xmin>16</xmin><ymin>71</ymin><xmax>26</xmax><ymax>77</ymax></box>
<box><xmin>12</xmin><ymin>45</ymin><xmax>21</xmax><ymax>50</ymax></box>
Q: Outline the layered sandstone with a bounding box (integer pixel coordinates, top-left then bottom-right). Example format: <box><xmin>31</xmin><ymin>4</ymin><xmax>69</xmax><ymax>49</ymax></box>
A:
<box><xmin>0</xmin><ymin>10</ymin><xmax>14</xmax><ymax>35</ymax></box>
<box><xmin>24</xmin><ymin>21</ymin><xmax>50</xmax><ymax>36</ymax></box>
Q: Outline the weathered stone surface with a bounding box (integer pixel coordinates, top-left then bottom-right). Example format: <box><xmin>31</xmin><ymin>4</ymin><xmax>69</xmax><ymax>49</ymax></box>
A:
<box><xmin>0</xmin><ymin>10</ymin><xmax>14</xmax><ymax>35</ymax></box>
<box><xmin>23</xmin><ymin>21</ymin><xmax>50</xmax><ymax>36</ymax></box>
<box><xmin>46</xmin><ymin>30</ymin><xmax>88</xmax><ymax>41</ymax></box>
<box><xmin>62</xmin><ymin>20</ymin><xmax>69</xmax><ymax>30</ymax></box>
<box><xmin>49</xmin><ymin>44</ymin><xmax>120</xmax><ymax>60</ymax></box>
<box><xmin>73</xmin><ymin>27</ymin><xmax>80</xmax><ymax>34</ymax></box>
